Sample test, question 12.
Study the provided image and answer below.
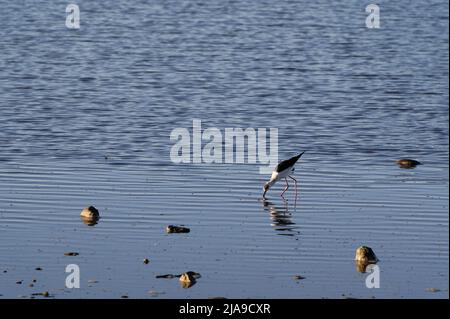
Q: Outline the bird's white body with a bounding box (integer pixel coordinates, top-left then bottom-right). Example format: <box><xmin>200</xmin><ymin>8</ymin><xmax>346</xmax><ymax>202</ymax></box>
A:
<box><xmin>268</xmin><ymin>167</ymin><xmax>294</xmax><ymax>185</ymax></box>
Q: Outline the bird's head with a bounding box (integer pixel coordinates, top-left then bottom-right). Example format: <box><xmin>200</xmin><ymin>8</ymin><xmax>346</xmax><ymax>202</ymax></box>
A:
<box><xmin>262</xmin><ymin>183</ymin><xmax>270</xmax><ymax>198</ymax></box>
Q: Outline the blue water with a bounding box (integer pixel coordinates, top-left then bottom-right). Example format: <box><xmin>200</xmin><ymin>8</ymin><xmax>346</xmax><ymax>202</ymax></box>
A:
<box><xmin>0</xmin><ymin>0</ymin><xmax>448</xmax><ymax>298</ymax></box>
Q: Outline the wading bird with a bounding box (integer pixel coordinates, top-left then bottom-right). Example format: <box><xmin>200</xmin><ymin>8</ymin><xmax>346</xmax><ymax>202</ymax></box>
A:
<box><xmin>263</xmin><ymin>152</ymin><xmax>305</xmax><ymax>199</ymax></box>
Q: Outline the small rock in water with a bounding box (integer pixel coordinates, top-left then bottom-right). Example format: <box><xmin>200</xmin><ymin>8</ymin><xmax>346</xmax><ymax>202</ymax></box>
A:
<box><xmin>80</xmin><ymin>206</ymin><xmax>100</xmax><ymax>219</ymax></box>
<box><xmin>166</xmin><ymin>225</ymin><xmax>190</xmax><ymax>233</ymax></box>
<box><xmin>35</xmin><ymin>267</ymin><xmax>42</xmax><ymax>271</ymax></box>
<box><xmin>32</xmin><ymin>291</ymin><xmax>50</xmax><ymax>297</ymax></box>
<box><xmin>156</xmin><ymin>274</ymin><xmax>176</xmax><ymax>279</ymax></box>
<box><xmin>121</xmin><ymin>295</ymin><xmax>129</xmax><ymax>299</ymax></box>
<box><xmin>81</xmin><ymin>216</ymin><xmax>99</xmax><ymax>226</ymax></box>
<box><xmin>355</xmin><ymin>246</ymin><xmax>378</xmax><ymax>273</ymax></box>
<box><xmin>156</xmin><ymin>271</ymin><xmax>201</xmax><ymax>285</ymax></box>
<box><xmin>426</xmin><ymin>288</ymin><xmax>440</xmax><ymax>293</ymax></box>
<box><xmin>143</xmin><ymin>258</ymin><xmax>150</xmax><ymax>264</ymax></box>
<box><xmin>29</xmin><ymin>283</ymin><xmax>34</xmax><ymax>287</ymax></box>
<box><xmin>355</xmin><ymin>261</ymin><xmax>369</xmax><ymax>273</ymax></box>
<box><xmin>355</xmin><ymin>246</ymin><xmax>378</xmax><ymax>263</ymax></box>
<box><xmin>293</xmin><ymin>275</ymin><xmax>305</xmax><ymax>280</ymax></box>
<box><xmin>396</xmin><ymin>159</ymin><xmax>421</xmax><ymax>169</ymax></box>
<box><xmin>64</xmin><ymin>252</ymin><xmax>79</xmax><ymax>256</ymax></box>
<box><xmin>16</xmin><ymin>280</ymin><xmax>23</xmax><ymax>284</ymax></box>
<box><xmin>80</xmin><ymin>205</ymin><xmax>100</xmax><ymax>226</ymax></box>
<box><xmin>179</xmin><ymin>273</ymin><xmax>194</xmax><ymax>283</ymax></box>
<box><xmin>180</xmin><ymin>280</ymin><xmax>195</xmax><ymax>289</ymax></box>
<box><xmin>148</xmin><ymin>290</ymin><xmax>165</xmax><ymax>297</ymax></box>
<box><xmin>179</xmin><ymin>271</ymin><xmax>201</xmax><ymax>283</ymax></box>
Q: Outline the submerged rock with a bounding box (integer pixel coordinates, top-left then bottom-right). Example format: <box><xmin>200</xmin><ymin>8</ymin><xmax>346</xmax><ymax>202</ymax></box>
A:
<box><xmin>179</xmin><ymin>271</ymin><xmax>199</xmax><ymax>283</ymax></box>
<box><xmin>293</xmin><ymin>275</ymin><xmax>305</xmax><ymax>280</ymax></box>
<box><xmin>180</xmin><ymin>280</ymin><xmax>195</xmax><ymax>289</ymax></box>
<box><xmin>156</xmin><ymin>271</ymin><xmax>201</xmax><ymax>288</ymax></box>
<box><xmin>166</xmin><ymin>225</ymin><xmax>190</xmax><ymax>233</ymax></box>
<box><xmin>148</xmin><ymin>290</ymin><xmax>165</xmax><ymax>297</ymax></box>
<box><xmin>156</xmin><ymin>274</ymin><xmax>176</xmax><ymax>279</ymax></box>
<box><xmin>64</xmin><ymin>252</ymin><xmax>79</xmax><ymax>256</ymax></box>
<box><xmin>32</xmin><ymin>291</ymin><xmax>50</xmax><ymax>297</ymax></box>
<box><xmin>179</xmin><ymin>271</ymin><xmax>201</xmax><ymax>288</ymax></box>
<box><xmin>396</xmin><ymin>159</ymin><xmax>421</xmax><ymax>168</ymax></box>
<box><xmin>355</xmin><ymin>246</ymin><xmax>378</xmax><ymax>263</ymax></box>
<box><xmin>81</xmin><ymin>216</ymin><xmax>99</xmax><ymax>226</ymax></box>
<box><xmin>80</xmin><ymin>206</ymin><xmax>100</xmax><ymax>219</ymax></box>
<box><xmin>426</xmin><ymin>288</ymin><xmax>440</xmax><ymax>293</ymax></box>
<box><xmin>355</xmin><ymin>260</ymin><xmax>371</xmax><ymax>273</ymax></box>
<box><xmin>355</xmin><ymin>246</ymin><xmax>378</xmax><ymax>273</ymax></box>
<box><xmin>187</xmin><ymin>271</ymin><xmax>201</xmax><ymax>279</ymax></box>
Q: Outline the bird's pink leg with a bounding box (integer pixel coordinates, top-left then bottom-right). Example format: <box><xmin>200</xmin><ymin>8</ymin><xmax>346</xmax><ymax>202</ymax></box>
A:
<box><xmin>288</xmin><ymin>176</ymin><xmax>298</xmax><ymax>193</ymax></box>
<box><xmin>289</xmin><ymin>176</ymin><xmax>298</xmax><ymax>207</ymax></box>
<box><xmin>280</xmin><ymin>178</ymin><xmax>289</xmax><ymax>198</ymax></box>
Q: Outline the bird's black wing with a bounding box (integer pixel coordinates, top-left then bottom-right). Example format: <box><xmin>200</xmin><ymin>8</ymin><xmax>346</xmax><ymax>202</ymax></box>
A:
<box><xmin>275</xmin><ymin>152</ymin><xmax>305</xmax><ymax>173</ymax></box>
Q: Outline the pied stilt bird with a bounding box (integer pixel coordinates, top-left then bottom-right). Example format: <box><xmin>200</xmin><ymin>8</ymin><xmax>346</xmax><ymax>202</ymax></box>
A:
<box><xmin>263</xmin><ymin>152</ymin><xmax>305</xmax><ymax>199</ymax></box>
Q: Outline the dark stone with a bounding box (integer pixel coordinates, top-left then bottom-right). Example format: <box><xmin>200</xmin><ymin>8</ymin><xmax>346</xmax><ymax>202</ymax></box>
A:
<box><xmin>166</xmin><ymin>225</ymin><xmax>190</xmax><ymax>233</ymax></box>
<box><xmin>396</xmin><ymin>159</ymin><xmax>421</xmax><ymax>168</ymax></box>
<box><xmin>64</xmin><ymin>252</ymin><xmax>79</xmax><ymax>256</ymax></box>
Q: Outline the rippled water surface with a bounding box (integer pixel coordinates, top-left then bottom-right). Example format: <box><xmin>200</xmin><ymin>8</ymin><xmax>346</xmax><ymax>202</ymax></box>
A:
<box><xmin>0</xmin><ymin>0</ymin><xmax>448</xmax><ymax>298</ymax></box>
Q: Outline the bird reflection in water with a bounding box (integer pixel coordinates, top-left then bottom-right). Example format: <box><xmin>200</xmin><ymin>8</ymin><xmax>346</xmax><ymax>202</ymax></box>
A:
<box><xmin>261</xmin><ymin>199</ymin><xmax>300</xmax><ymax>237</ymax></box>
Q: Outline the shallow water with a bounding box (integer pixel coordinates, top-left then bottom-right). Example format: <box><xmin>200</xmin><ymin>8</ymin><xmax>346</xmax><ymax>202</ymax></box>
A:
<box><xmin>0</xmin><ymin>0</ymin><xmax>448</xmax><ymax>298</ymax></box>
